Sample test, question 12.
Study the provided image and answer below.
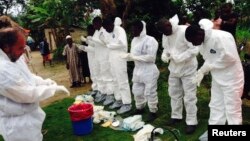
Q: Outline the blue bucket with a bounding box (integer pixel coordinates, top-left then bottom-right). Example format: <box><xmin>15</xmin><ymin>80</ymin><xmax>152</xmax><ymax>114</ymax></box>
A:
<box><xmin>71</xmin><ymin>117</ymin><xmax>93</xmax><ymax>135</ymax></box>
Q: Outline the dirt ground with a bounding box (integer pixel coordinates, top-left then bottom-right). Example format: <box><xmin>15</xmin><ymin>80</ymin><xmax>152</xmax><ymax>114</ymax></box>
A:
<box><xmin>28</xmin><ymin>51</ymin><xmax>91</xmax><ymax>107</ymax></box>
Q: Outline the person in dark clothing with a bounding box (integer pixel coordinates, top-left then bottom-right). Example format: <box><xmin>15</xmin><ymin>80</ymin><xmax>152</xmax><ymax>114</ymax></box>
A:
<box><xmin>220</xmin><ymin>2</ymin><xmax>238</xmax><ymax>39</ymax></box>
<box><xmin>39</xmin><ymin>37</ymin><xmax>52</xmax><ymax>66</ymax></box>
<box><xmin>79</xmin><ymin>43</ymin><xmax>91</xmax><ymax>83</ymax></box>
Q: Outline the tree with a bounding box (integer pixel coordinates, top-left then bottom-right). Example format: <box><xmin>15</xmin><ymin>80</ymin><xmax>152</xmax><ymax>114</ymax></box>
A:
<box><xmin>22</xmin><ymin>0</ymin><xmax>83</xmax><ymax>47</ymax></box>
<box><xmin>0</xmin><ymin>0</ymin><xmax>25</xmax><ymax>15</ymax></box>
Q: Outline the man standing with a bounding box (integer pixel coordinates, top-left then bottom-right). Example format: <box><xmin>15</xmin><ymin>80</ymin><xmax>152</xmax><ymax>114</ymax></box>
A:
<box><xmin>63</xmin><ymin>35</ymin><xmax>82</xmax><ymax>88</ymax></box>
<box><xmin>0</xmin><ymin>27</ymin><xmax>69</xmax><ymax>141</ymax></box>
<box><xmin>156</xmin><ymin>15</ymin><xmax>199</xmax><ymax>134</ymax></box>
<box><xmin>102</xmin><ymin>17</ymin><xmax>132</xmax><ymax>114</ymax></box>
<box><xmin>220</xmin><ymin>2</ymin><xmax>238</xmax><ymax>39</ymax></box>
<box><xmin>80</xmin><ymin>25</ymin><xmax>98</xmax><ymax>94</ymax></box>
<box><xmin>91</xmin><ymin>17</ymin><xmax>114</xmax><ymax>103</ymax></box>
<box><xmin>185</xmin><ymin>19</ymin><xmax>244</xmax><ymax>137</ymax></box>
<box><xmin>122</xmin><ymin>20</ymin><xmax>159</xmax><ymax>122</ymax></box>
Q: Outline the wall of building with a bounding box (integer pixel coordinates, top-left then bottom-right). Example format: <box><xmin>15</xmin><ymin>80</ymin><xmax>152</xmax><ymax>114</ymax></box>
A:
<box><xmin>44</xmin><ymin>28</ymin><xmax>86</xmax><ymax>51</ymax></box>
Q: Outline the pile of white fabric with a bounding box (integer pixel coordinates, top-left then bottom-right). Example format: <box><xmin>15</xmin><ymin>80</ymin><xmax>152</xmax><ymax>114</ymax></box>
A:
<box><xmin>74</xmin><ymin>94</ymin><xmax>94</xmax><ymax>104</ymax></box>
<box><xmin>74</xmin><ymin>95</ymin><xmax>117</xmax><ymax>124</ymax></box>
<box><xmin>122</xmin><ymin>115</ymin><xmax>145</xmax><ymax>131</ymax></box>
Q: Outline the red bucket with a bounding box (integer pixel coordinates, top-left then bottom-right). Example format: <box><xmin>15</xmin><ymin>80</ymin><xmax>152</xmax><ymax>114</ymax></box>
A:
<box><xmin>68</xmin><ymin>103</ymin><xmax>93</xmax><ymax>121</ymax></box>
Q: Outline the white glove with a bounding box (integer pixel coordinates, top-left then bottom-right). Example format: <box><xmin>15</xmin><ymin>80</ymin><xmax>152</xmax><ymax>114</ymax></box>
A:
<box><xmin>161</xmin><ymin>52</ymin><xmax>171</xmax><ymax>63</ymax></box>
<box><xmin>45</xmin><ymin>78</ymin><xmax>57</xmax><ymax>86</ymax></box>
<box><xmin>106</xmin><ymin>44</ymin><xmax>111</xmax><ymax>49</ymax></box>
<box><xmin>120</xmin><ymin>53</ymin><xmax>130</xmax><ymax>59</ymax></box>
<box><xmin>192</xmin><ymin>70</ymin><xmax>204</xmax><ymax>87</ymax></box>
<box><xmin>91</xmin><ymin>37</ymin><xmax>101</xmax><ymax>44</ymax></box>
<box><xmin>86</xmin><ymin>37</ymin><xmax>95</xmax><ymax>47</ymax></box>
<box><xmin>77</xmin><ymin>45</ymin><xmax>86</xmax><ymax>51</ymax></box>
<box><xmin>55</xmin><ymin>85</ymin><xmax>70</xmax><ymax>96</ymax></box>
<box><xmin>99</xmin><ymin>32</ymin><xmax>106</xmax><ymax>43</ymax></box>
<box><xmin>80</xmin><ymin>36</ymin><xmax>87</xmax><ymax>42</ymax></box>
<box><xmin>199</xmin><ymin>63</ymin><xmax>211</xmax><ymax>74</ymax></box>
<box><xmin>86</xmin><ymin>36</ymin><xmax>92</xmax><ymax>41</ymax></box>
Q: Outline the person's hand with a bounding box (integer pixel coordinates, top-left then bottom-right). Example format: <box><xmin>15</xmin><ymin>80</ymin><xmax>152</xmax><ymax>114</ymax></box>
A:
<box><xmin>66</xmin><ymin>63</ymin><xmax>69</xmax><ymax>70</ymax></box>
<box><xmin>192</xmin><ymin>70</ymin><xmax>204</xmax><ymax>87</ymax></box>
<box><xmin>199</xmin><ymin>63</ymin><xmax>211</xmax><ymax>75</ymax></box>
<box><xmin>106</xmin><ymin>44</ymin><xmax>111</xmax><ymax>48</ymax></box>
<box><xmin>80</xmin><ymin>36</ymin><xmax>87</xmax><ymax>42</ymax></box>
<box><xmin>56</xmin><ymin>85</ymin><xmax>70</xmax><ymax>96</ymax></box>
<box><xmin>120</xmin><ymin>53</ymin><xmax>130</xmax><ymax>59</ymax></box>
<box><xmin>86</xmin><ymin>36</ymin><xmax>92</xmax><ymax>41</ymax></box>
<box><xmin>45</xmin><ymin>78</ymin><xmax>57</xmax><ymax>86</ymax></box>
<box><xmin>77</xmin><ymin>45</ymin><xmax>85</xmax><ymax>51</ymax></box>
<box><xmin>161</xmin><ymin>52</ymin><xmax>171</xmax><ymax>63</ymax></box>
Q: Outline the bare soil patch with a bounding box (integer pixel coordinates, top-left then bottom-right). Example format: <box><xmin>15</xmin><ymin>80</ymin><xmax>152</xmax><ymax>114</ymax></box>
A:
<box><xmin>29</xmin><ymin>51</ymin><xmax>91</xmax><ymax>107</ymax></box>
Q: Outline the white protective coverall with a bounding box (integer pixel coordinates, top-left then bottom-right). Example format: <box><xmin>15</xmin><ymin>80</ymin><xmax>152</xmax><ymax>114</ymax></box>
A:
<box><xmin>80</xmin><ymin>36</ymin><xmax>98</xmax><ymax>91</ymax></box>
<box><xmin>103</xmin><ymin>17</ymin><xmax>131</xmax><ymax>104</ymax></box>
<box><xmin>130</xmin><ymin>21</ymin><xmax>159</xmax><ymax>113</ymax></box>
<box><xmin>161</xmin><ymin>15</ymin><xmax>199</xmax><ymax>125</ymax></box>
<box><xmin>197</xmin><ymin>19</ymin><xmax>244</xmax><ymax>125</ymax></box>
<box><xmin>91</xmin><ymin>27</ymin><xmax>113</xmax><ymax>95</ymax></box>
<box><xmin>0</xmin><ymin>50</ymin><xmax>69</xmax><ymax>141</ymax></box>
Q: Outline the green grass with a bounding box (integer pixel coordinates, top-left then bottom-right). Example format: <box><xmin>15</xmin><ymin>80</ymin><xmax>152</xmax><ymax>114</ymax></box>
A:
<box><xmin>236</xmin><ymin>28</ymin><xmax>250</xmax><ymax>45</ymax></box>
<box><xmin>1</xmin><ymin>72</ymin><xmax>250</xmax><ymax>141</ymax></box>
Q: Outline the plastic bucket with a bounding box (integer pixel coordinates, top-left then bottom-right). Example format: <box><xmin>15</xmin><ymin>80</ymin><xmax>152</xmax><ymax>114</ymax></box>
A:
<box><xmin>68</xmin><ymin>103</ymin><xmax>93</xmax><ymax>121</ymax></box>
<box><xmin>71</xmin><ymin>117</ymin><xmax>93</xmax><ymax>135</ymax></box>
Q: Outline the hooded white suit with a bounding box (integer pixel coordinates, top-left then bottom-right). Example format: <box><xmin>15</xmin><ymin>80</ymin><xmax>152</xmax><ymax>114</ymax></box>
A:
<box><xmin>130</xmin><ymin>21</ymin><xmax>159</xmax><ymax>113</ymax></box>
<box><xmin>92</xmin><ymin>27</ymin><xmax>113</xmax><ymax>95</ymax></box>
<box><xmin>198</xmin><ymin>19</ymin><xmax>244</xmax><ymax>125</ymax></box>
<box><xmin>80</xmin><ymin>36</ymin><xmax>98</xmax><ymax>91</ymax></box>
<box><xmin>0</xmin><ymin>50</ymin><xmax>69</xmax><ymax>141</ymax></box>
<box><xmin>161</xmin><ymin>15</ymin><xmax>199</xmax><ymax>125</ymax></box>
<box><xmin>103</xmin><ymin>17</ymin><xmax>132</xmax><ymax>104</ymax></box>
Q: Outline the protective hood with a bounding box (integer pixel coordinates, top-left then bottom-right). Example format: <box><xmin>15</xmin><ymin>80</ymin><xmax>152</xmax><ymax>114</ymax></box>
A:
<box><xmin>169</xmin><ymin>14</ymin><xmax>179</xmax><ymax>33</ymax></box>
<box><xmin>139</xmin><ymin>21</ymin><xmax>147</xmax><ymax>38</ymax></box>
<box><xmin>199</xmin><ymin>19</ymin><xmax>213</xmax><ymax>30</ymax></box>
<box><xmin>114</xmin><ymin>17</ymin><xmax>122</xmax><ymax>26</ymax></box>
<box><xmin>226</xmin><ymin>0</ymin><xmax>234</xmax><ymax>4</ymax></box>
<box><xmin>0</xmin><ymin>49</ymin><xmax>11</xmax><ymax>62</ymax></box>
<box><xmin>199</xmin><ymin>19</ymin><xmax>213</xmax><ymax>42</ymax></box>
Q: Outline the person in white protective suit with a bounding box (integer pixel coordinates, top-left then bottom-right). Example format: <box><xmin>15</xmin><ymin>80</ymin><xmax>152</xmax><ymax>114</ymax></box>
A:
<box><xmin>156</xmin><ymin>15</ymin><xmax>199</xmax><ymax>134</ymax></box>
<box><xmin>91</xmin><ymin>17</ymin><xmax>114</xmax><ymax>103</ymax></box>
<box><xmin>80</xmin><ymin>24</ymin><xmax>99</xmax><ymax>96</ymax></box>
<box><xmin>101</xmin><ymin>17</ymin><xmax>132</xmax><ymax>114</ymax></box>
<box><xmin>122</xmin><ymin>20</ymin><xmax>159</xmax><ymax>122</ymax></box>
<box><xmin>185</xmin><ymin>19</ymin><xmax>244</xmax><ymax>139</ymax></box>
<box><xmin>0</xmin><ymin>28</ymin><xmax>70</xmax><ymax>141</ymax></box>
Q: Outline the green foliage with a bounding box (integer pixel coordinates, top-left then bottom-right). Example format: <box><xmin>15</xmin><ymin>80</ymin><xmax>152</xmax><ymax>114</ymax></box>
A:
<box><xmin>0</xmin><ymin>0</ymin><xmax>26</xmax><ymax>15</ymax></box>
<box><xmin>234</xmin><ymin>0</ymin><xmax>250</xmax><ymax>27</ymax></box>
<box><xmin>236</xmin><ymin>27</ymin><xmax>250</xmax><ymax>60</ymax></box>
<box><xmin>52</xmin><ymin>45</ymin><xmax>65</xmax><ymax>61</ymax></box>
<box><xmin>236</xmin><ymin>28</ymin><xmax>250</xmax><ymax>43</ymax></box>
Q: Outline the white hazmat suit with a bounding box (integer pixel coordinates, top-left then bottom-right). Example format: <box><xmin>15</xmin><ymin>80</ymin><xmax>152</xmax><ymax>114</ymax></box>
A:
<box><xmin>0</xmin><ymin>50</ymin><xmax>69</xmax><ymax>141</ymax></box>
<box><xmin>161</xmin><ymin>15</ymin><xmax>199</xmax><ymax>125</ymax></box>
<box><xmin>103</xmin><ymin>17</ymin><xmax>132</xmax><ymax>106</ymax></box>
<box><xmin>195</xmin><ymin>19</ymin><xmax>244</xmax><ymax>125</ymax></box>
<box><xmin>91</xmin><ymin>27</ymin><xmax>113</xmax><ymax>97</ymax></box>
<box><xmin>80</xmin><ymin>35</ymin><xmax>98</xmax><ymax>91</ymax></box>
<box><xmin>125</xmin><ymin>21</ymin><xmax>159</xmax><ymax>113</ymax></box>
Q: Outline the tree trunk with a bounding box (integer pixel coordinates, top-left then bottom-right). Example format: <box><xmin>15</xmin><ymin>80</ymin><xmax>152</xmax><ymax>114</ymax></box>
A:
<box><xmin>122</xmin><ymin>0</ymin><xmax>132</xmax><ymax>28</ymax></box>
<box><xmin>99</xmin><ymin>0</ymin><xmax>117</xmax><ymax>18</ymax></box>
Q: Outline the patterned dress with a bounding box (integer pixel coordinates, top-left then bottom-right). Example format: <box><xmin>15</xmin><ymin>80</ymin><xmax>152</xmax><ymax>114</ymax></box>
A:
<box><xmin>62</xmin><ymin>43</ymin><xmax>81</xmax><ymax>83</ymax></box>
